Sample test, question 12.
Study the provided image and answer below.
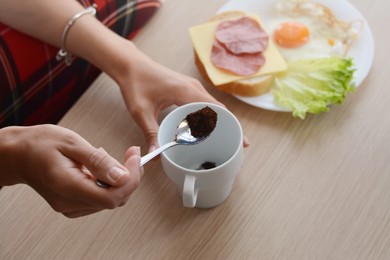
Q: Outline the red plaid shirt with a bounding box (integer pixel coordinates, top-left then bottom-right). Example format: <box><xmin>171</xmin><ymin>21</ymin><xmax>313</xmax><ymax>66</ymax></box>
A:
<box><xmin>0</xmin><ymin>0</ymin><xmax>161</xmax><ymax>127</ymax></box>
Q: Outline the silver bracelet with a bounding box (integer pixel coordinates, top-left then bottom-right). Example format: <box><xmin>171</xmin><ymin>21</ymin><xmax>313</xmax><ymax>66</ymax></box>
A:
<box><xmin>56</xmin><ymin>3</ymin><xmax>97</xmax><ymax>66</ymax></box>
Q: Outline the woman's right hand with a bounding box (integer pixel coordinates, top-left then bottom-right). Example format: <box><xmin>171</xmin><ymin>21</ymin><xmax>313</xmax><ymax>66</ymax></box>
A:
<box><xmin>0</xmin><ymin>124</ymin><xmax>143</xmax><ymax>218</ymax></box>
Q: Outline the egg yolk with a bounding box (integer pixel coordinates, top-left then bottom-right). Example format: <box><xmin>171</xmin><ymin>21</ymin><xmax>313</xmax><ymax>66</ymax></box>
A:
<box><xmin>274</xmin><ymin>22</ymin><xmax>310</xmax><ymax>48</ymax></box>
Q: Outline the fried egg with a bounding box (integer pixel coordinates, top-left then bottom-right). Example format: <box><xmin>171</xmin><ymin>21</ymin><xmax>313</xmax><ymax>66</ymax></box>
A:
<box><xmin>273</xmin><ymin>21</ymin><xmax>310</xmax><ymax>48</ymax></box>
<box><xmin>265</xmin><ymin>0</ymin><xmax>357</xmax><ymax>62</ymax></box>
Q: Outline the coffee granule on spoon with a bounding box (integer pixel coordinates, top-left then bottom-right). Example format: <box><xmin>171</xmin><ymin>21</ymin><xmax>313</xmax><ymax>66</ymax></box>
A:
<box><xmin>185</xmin><ymin>106</ymin><xmax>217</xmax><ymax>138</ymax></box>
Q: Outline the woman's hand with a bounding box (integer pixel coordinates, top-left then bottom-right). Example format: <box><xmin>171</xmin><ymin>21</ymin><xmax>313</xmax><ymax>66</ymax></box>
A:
<box><xmin>0</xmin><ymin>125</ymin><xmax>143</xmax><ymax>218</ymax></box>
<box><xmin>0</xmin><ymin>0</ymin><xmax>249</xmax><ymax>154</ymax></box>
<box><xmin>113</xmin><ymin>41</ymin><xmax>225</xmax><ymax>152</ymax></box>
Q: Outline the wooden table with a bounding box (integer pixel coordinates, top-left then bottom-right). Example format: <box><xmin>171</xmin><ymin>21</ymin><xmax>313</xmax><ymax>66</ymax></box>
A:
<box><xmin>1</xmin><ymin>0</ymin><xmax>389</xmax><ymax>259</ymax></box>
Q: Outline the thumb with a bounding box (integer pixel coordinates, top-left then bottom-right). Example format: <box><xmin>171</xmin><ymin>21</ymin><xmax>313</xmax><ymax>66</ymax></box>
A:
<box><xmin>63</xmin><ymin>143</ymin><xmax>130</xmax><ymax>187</ymax></box>
<box><xmin>85</xmin><ymin>147</ymin><xmax>130</xmax><ymax>187</ymax></box>
<box><xmin>58</xmin><ymin>129</ymin><xmax>131</xmax><ymax>188</ymax></box>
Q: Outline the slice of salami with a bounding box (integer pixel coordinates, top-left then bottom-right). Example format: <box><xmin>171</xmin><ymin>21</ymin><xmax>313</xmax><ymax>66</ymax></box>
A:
<box><xmin>211</xmin><ymin>40</ymin><xmax>265</xmax><ymax>76</ymax></box>
<box><xmin>215</xmin><ymin>17</ymin><xmax>269</xmax><ymax>54</ymax></box>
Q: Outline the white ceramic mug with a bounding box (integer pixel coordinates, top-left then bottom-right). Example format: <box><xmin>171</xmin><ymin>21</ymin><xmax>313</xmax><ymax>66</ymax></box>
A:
<box><xmin>158</xmin><ymin>102</ymin><xmax>244</xmax><ymax>208</ymax></box>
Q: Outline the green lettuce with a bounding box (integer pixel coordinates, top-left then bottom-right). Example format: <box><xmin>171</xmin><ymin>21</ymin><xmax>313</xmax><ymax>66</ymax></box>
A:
<box><xmin>272</xmin><ymin>57</ymin><xmax>356</xmax><ymax>119</ymax></box>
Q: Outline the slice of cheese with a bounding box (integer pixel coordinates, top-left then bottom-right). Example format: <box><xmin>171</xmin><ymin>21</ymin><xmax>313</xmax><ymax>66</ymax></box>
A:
<box><xmin>189</xmin><ymin>15</ymin><xmax>287</xmax><ymax>86</ymax></box>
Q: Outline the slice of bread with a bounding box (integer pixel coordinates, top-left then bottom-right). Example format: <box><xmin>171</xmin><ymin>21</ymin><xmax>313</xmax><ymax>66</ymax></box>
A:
<box><xmin>209</xmin><ymin>10</ymin><xmax>248</xmax><ymax>22</ymax></box>
<box><xmin>193</xmin><ymin>11</ymin><xmax>275</xmax><ymax>97</ymax></box>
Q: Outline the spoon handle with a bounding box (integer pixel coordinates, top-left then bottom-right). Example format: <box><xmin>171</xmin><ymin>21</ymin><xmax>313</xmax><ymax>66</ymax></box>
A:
<box><xmin>140</xmin><ymin>141</ymin><xmax>177</xmax><ymax>166</ymax></box>
<box><xmin>95</xmin><ymin>141</ymin><xmax>178</xmax><ymax>188</ymax></box>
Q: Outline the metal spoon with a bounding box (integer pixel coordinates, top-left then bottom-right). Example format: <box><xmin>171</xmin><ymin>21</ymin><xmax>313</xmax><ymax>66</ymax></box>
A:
<box><xmin>95</xmin><ymin>118</ymin><xmax>210</xmax><ymax>188</ymax></box>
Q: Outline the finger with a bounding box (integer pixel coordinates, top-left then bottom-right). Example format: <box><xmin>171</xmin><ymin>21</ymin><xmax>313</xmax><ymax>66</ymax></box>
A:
<box><xmin>87</xmin><ymin>147</ymin><xmax>130</xmax><ymax>187</ymax></box>
<box><xmin>131</xmin><ymin>105</ymin><xmax>160</xmax><ymax>153</ymax></box>
<box><xmin>124</xmin><ymin>146</ymin><xmax>140</xmax><ymax>161</ymax></box>
<box><xmin>243</xmin><ymin>136</ymin><xmax>250</xmax><ymax>148</ymax></box>
<box><xmin>51</xmin><ymin>198</ymin><xmax>101</xmax><ymax>215</ymax></box>
<box><xmin>59</xmin><ymin>139</ymin><xmax>140</xmax><ymax>208</ymax></box>
<box><xmin>103</xmin><ymin>147</ymin><xmax>142</xmax><ymax>205</ymax></box>
<box><xmin>61</xmin><ymin>140</ymin><xmax>130</xmax><ymax>187</ymax></box>
<box><xmin>63</xmin><ymin>209</ymin><xmax>102</xmax><ymax>218</ymax></box>
<box><xmin>124</xmin><ymin>146</ymin><xmax>143</xmax><ymax>180</ymax></box>
<box><xmin>51</xmin><ymin>165</ymin><xmax>124</xmax><ymax>209</ymax></box>
<box><xmin>39</xmin><ymin>189</ymin><xmax>94</xmax><ymax>213</ymax></box>
<box><xmin>37</xmin><ymin>180</ymin><xmax>107</xmax><ymax>214</ymax></box>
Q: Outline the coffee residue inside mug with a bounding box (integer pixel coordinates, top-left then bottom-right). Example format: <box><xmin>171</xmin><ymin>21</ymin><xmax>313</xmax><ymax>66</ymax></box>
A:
<box><xmin>200</xmin><ymin>161</ymin><xmax>216</xmax><ymax>170</ymax></box>
<box><xmin>185</xmin><ymin>106</ymin><xmax>217</xmax><ymax>138</ymax></box>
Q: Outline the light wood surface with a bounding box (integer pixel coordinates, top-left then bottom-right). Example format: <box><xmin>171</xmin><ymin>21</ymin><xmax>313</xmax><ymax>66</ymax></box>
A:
<box><xmin>1</xmin><ymin>0</ymin><xmax>389</xmax><ymax>259</ymax></box>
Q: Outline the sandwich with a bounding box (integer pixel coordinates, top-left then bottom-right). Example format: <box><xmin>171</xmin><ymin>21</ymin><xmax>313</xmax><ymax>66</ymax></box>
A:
<box><xmin>189</xmin><ymin>11</ymin><xmax>287</xmax><ymax>97</ymax></box>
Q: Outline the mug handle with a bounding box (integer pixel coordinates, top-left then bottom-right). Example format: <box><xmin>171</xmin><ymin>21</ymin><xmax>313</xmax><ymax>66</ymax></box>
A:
<box><xmin>183</xmin><ymin>175</ymin><xmax>198</xmax><ymax>208</ymax></box>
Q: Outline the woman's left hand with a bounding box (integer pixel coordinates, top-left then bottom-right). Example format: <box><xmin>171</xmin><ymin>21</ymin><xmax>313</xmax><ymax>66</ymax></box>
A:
<box><xmin>115</xmin><ymin>42</ymin><xmax>225</xmax><ymax>153</ymax></box>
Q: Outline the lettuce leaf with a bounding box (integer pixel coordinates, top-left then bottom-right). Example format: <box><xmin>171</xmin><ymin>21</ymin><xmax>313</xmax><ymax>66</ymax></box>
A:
<box><xmin>272</xmin><ymin>57</ymin><xmax>356</xmax><ymax>119</ymax></box>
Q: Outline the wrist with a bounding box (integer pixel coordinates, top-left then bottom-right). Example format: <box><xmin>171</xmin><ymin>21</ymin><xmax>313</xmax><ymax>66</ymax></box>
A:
<box><xmin>64</xmin><ymin>14</ymin><xmax>139</xmax><ymax>84</ymax></box>
<box><xmin>0</xmin><ymin>127</ymin><xmax>26</xmax><ymax>186</ymax></box>
<box><xmin>101</xmin><ymin>39</ymin><xmax>141</xmax><ymax>85</ymax></box>
<box><xmin>57</xmin><ymin>4</ymin><xmax>98</xmax><ymax>65</ymax></box>
<box><xmin>57</xmin><ymin>7</ymin><xmax>145</xmax><ymax>91</ymax></box>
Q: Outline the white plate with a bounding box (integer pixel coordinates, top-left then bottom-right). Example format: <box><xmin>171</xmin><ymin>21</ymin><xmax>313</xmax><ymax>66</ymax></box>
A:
<box><xmin>217</xmin><ymin>0</ymin><xmax>375</xmax><ymax>111</ymax></box>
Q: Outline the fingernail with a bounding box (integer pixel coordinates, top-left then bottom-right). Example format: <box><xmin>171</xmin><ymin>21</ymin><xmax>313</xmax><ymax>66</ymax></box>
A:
<box><xmin>244</xmin><ymin>136</ymin><xmax>250</xmax><ymax>147</ymax></box>
<box><xmin>109</xmin><ymin>166</ymin><xmax>128</xmax><ymax>182</ymax></box>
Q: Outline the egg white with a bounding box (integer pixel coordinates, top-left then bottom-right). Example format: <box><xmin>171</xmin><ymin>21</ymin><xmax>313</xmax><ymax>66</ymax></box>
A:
<box><xmin>265</xmin><ymin>13</ymin><xmax>347</xmax><ymax>62</ymax></box>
